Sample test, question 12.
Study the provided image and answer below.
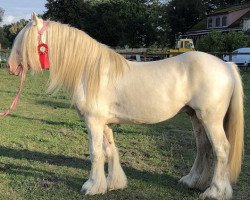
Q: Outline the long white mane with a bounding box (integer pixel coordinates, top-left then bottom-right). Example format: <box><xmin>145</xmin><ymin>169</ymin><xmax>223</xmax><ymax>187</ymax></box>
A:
<box><xmin>21</xmin><ymin>20</ymin><xmax>128</xmax><ymax>104</ymax></box>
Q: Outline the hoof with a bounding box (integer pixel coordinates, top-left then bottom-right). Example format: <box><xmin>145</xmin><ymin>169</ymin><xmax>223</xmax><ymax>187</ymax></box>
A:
<box><xmin>107</xmin><ymin>175</ymin><xmax>127</xmax><ymax>191</ymax></box>
<box><xmin>179</xmin><ymin>174</ymin><xmax>197</xmax><ymax>189</ymax></box>
<box><xmin>199</xmin><ymin>183</ymin><xmax>232</xmax><ymax>200</ymax></box>
<box><xmin>81</xmin><ymin>178</ymin><xmax>107</xmax><ymax>195</ymax></box>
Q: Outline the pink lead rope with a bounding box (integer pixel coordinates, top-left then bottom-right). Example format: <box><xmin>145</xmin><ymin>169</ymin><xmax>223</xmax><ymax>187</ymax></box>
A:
<box><xmin>0</xmin><ymin>68</ymin><xmax>26</xmax><ymax>116</ymax></box>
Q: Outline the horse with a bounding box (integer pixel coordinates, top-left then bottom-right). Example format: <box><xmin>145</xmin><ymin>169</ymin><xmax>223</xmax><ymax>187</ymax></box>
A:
<box><xmin>7</xmin><ymin>13</ymin><xmax>244</xmax><ymax>200</ymax></box>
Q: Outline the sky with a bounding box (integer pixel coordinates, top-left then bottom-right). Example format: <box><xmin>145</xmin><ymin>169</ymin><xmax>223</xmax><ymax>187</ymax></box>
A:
<box><xmin>0</xmin><ymin>0</ymin><xmax>47</xmax><ymax>25</ymax></box>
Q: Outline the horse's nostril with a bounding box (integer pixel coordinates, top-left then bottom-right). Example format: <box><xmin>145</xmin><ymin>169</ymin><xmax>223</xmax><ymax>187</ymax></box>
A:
<box><xmin>9</xmin><ymin>70</ymin><xmax>14</xmax><ymax>75</ymax></box>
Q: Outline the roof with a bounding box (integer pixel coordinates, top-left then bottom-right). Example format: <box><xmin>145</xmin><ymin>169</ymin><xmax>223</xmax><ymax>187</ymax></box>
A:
<box><xmin>188</xmin><ymin>4</ymin><xmax>250</xmax><ymax>32</ymax></box>
<box><xmin>228</xmin><ymin>10</ymin><xmax>250</xmax><ymax>28</ymax></box>
<box><xmin>208</xmin><ymin>4</ymin><xmax>250</xmax><ymax>16</ymax></box>
<box><xmin>188</xmin><ymin>18</ymin><xmax>207</xmax><ymax>31</ymax></box>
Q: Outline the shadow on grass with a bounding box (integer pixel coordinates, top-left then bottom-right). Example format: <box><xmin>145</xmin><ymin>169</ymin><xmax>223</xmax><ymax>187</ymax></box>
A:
<box><xmin>0</xmin><ymin>162</ymin><xmax>84</xmax><ymax>193</ymax></box>
<box><xmin>35</xmin><ymin>100</ymin><xmax>72</xmax><ymax>109</ymax></box>
<box><xmin>0</xmin><ymin>145</ymin><xmax>196</xmax><ymax>197</ymax></box>
<box><xmin>0</xmin><ymin>89</ymin><xmax>43</xmax><ymax>97</ymax></box>
<box><xmin>0</xmin><ymin>146</ymin><xmax>88</xmax><ymax>170</ymax></box>
<box><xmin>10</xmin><ymin>114</ymin><xmax>85</xmax><ymax>130</ymax></box>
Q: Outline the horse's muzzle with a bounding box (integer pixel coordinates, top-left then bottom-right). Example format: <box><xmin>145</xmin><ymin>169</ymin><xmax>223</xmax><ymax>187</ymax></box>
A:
<box><xmin>8</xmin><ymin>64</ymin><xmax>22</xmax><ymax>76</ymax></box>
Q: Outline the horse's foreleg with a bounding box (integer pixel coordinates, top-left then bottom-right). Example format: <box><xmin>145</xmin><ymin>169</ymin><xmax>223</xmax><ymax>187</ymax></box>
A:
<box><xmin>81</xmin><ymin>116</ymin><xmax>107</xmax><ymax>195</ymax></box>
<box><xmin>179</xmin><ymin>114</ymin><xmax>212</xmax><ymax>190</ymax></box>
<box><xmin>103</xmin><ymin>126</ymin><xmax>127</xmax><ymax>191</ymax></box>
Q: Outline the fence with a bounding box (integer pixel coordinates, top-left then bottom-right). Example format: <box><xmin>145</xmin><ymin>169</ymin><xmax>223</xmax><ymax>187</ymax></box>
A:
<box><xmin>118</xmin><ymin>50</ymin><xmax>250</xmax><ymax>71</ymax></box>
<box><xmin>1</xmin><ymin>49</ymin><xmax>250</xmax><ymax>70</ymax></box>
<box><xmin>0</xmin><ymin>50</ymin><xmax>10</xmax><ymax>68</ymax></box>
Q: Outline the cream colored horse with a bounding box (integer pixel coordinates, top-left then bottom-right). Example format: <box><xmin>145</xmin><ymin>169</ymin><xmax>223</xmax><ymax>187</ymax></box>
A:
<box><xmin>7</xmin><ymin>14</ymin><xmax>244</xmax><ymax>200</ymax></box>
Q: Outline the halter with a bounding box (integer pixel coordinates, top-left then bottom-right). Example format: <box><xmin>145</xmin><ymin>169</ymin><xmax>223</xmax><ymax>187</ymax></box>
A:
<box><xmin>38</xmin><ymin>21</ymin><xmax>50</xmax><ymax>69</ymax></box>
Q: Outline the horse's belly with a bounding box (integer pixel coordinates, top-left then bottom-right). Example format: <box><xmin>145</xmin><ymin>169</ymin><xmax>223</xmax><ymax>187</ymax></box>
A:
<box><xmin>108</xmin><ymin>61</ymin><xmax>189</xmax><ymax>124</ymax></box>
<box><xmin>109</xmin><ymin>96</ymin><xmax>185</xmax><ymax>124</ymax></box>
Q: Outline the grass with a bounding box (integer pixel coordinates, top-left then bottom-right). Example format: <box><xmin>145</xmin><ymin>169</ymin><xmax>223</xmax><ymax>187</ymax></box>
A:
<box><xmin>0</xmin><ymin>68</ymin><xmax>249</xmax><ymax>200</ymax></box>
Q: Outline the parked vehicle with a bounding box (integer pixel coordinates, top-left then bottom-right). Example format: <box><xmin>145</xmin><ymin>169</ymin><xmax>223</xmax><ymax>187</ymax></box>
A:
<box><xmin>167</xmin><ymin>37</ymin><xmax>195</xmax><ymax>58</ymax></box>
<box><xmin>223</xmin><ymin>48</ymin><xmax>250</xmax><ymax>68</ymax></box>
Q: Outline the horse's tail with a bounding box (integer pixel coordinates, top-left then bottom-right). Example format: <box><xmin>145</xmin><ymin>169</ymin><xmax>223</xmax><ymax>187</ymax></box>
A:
<box><xmin>224</xmin><ymin>62</ymin><xmax>244</xmax><ymax>183</ymax></box>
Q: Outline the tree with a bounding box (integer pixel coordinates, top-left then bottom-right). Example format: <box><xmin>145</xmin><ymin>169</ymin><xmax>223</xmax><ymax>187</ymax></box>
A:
<box><xmin>0</xmin><ymin>7</ymin><xmax>5</xmax><ymax>48</ymax></box>
<box><xmin>8</xmin><ymin>19</ymin><xmax>29</xmax><ymax>36</ymax></box>
<box><xmin>165</xmin><ymin>0</ymin><xmax>209</xmax><ymax>45</ymax></box>
<box><xmin>44</xmin><ymin>0</ymin><xmax>169</xmax><ymax>47</ymax></box>
<box><xmin>84</xmin><ymin>0</ymin><xmax>162</xmax><ymax>47</ymax></box>
<box><xmin>208</xmin><ymin>0</ymin><xmax>250</xmax><ymax>8</ymax></box>
<box><xmin>0</xmin><ymin>7</ymin><xmax>4</xmax><ymax>23</ymax></box>
<box><xmin>0</xmin><ymin>27</ymin><xmax>11</xmax><ymax>48</ymax></box>
<box><xmin>0</xmin><ymin>19</ymin><xmax>29</xmax><ymax>49</ymax></box>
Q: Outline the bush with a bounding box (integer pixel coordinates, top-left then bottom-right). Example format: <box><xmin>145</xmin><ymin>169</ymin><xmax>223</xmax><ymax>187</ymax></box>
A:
<box><xmin>196</xmin><ymin>31</ymin><xmax>250</xmax><ymax>52</ymax></box>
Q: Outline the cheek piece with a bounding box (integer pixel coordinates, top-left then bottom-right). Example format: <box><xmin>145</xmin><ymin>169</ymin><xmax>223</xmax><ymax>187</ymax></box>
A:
<box><xmin>38</xmin><ymin>21</ymin><xmax>50</xmax><ymax>69</ymax></box>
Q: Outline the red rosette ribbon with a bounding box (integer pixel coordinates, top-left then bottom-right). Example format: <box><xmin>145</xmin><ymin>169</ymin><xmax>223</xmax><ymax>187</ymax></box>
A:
<box><xmin>38</xmin><ymin>43</ymin><xmax>50</xmax><ymax>69</ymax></box>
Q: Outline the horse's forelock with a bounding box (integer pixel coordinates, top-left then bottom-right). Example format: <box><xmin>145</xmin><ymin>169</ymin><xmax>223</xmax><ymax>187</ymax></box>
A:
<box><xmin>20</xmin><ymin>22</ymin><xmax>42</xmax><ymax>72</ymax></box>
<box><xmin>8</xmin><ymin>24</ymin><xmax>30</xmax><ymax>73</ymax></box>
<box><xmin>8</xmin><ymin>21</ymin><xmax>41</xmax><ymax>74</ymax></box>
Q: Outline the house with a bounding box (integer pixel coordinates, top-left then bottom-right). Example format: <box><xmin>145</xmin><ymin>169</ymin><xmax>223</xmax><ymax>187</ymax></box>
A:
<box><xmin>186</xmin><ymin>4</ymin><xmax>250</xmax><ymax>44</ymax></box>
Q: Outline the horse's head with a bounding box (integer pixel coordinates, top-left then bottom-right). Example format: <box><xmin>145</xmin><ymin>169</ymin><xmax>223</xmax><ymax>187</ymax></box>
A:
<box><xmin>8</xmin><ymin>13</ymin><xmax>47</xmax><ymax>75</ymax></box>
<box><xmin>7</xmin><ymin>23</ymin><xmax>30</xmax><ymax>76</ymax></box>
<box><xmin>1</xmin><ymin>14</ymin><xmax>47</xmax><ymax>116</ymax></box>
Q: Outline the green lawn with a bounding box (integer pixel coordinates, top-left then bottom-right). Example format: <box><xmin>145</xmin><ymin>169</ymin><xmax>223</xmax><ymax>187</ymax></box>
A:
<box><xmin>0</xmin><ymin>68</ymin><xmax>249</xmax><ymax>200</ymax></box>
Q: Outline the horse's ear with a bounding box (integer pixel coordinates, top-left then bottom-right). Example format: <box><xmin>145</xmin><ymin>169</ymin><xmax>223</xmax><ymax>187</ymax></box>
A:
<box><xmin>32</xmin><ymin>12</ymin><xmax>42</xmax><ymax>26</ymax></box>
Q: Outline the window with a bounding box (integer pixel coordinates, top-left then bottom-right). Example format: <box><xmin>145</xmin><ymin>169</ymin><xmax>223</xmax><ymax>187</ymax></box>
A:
<box><xmin>216</xmin><ymin>17</ymin><xmax>221</xmax><ymax>27</ymax></box>
<box><xmin>184</xmin><ymin>41</ymin><xmax>191</xmax><ymax>48</ymax></box>
<box><xmin>180</xmin><ymin>41</ymin><xmax>184</xmax><ymax>48</ymax></box>
<box><xmin>222</xmin><ymin>16</ymin><xmax>227</xmax><ymax>27</ymax></box>
<box><xmin>208</xmin><ymin>18</ymin><xmax>213</xmax><ymax>28</ymax></box>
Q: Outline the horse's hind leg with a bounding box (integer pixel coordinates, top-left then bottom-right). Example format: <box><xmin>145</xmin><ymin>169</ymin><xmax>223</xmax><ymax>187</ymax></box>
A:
<box><xmin>179</xmin><ymin>113</ymin><xmax>212</xmax><ymax>190</ymax></box>
<box><xmin>103</xmin><ymin>125</ymin><xmax>127</xmax><ymax>191</ymax></box>
<box><xmin>198</xmin><ymin>111</ymin><xmax>232</xmax><ymax>200</ymax></box>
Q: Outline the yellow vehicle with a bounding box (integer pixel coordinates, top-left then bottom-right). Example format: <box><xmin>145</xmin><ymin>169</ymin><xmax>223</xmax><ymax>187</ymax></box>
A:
<box><xmin>167</xmin><ymin>38</ymin><xmax>195</xmax><ymax>57</ymax></box>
